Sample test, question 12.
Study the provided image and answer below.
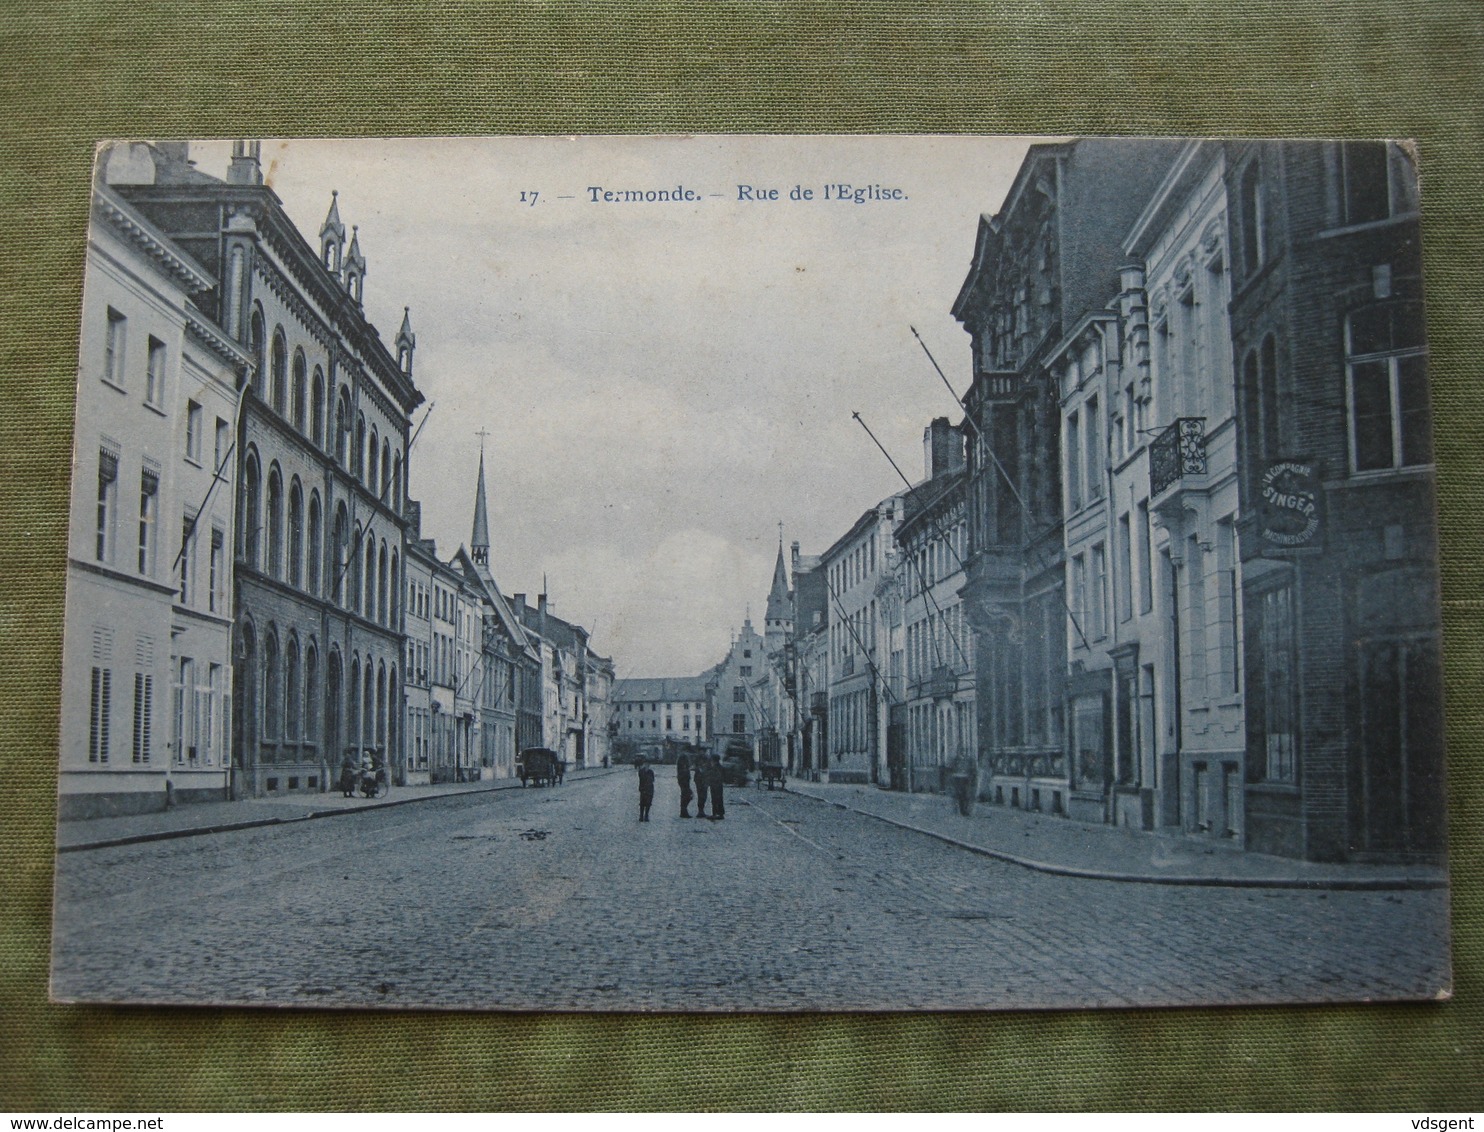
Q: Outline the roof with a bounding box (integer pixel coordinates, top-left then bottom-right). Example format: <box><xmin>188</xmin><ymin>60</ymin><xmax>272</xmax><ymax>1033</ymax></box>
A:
<box><xmin>448</xmin><ymin>545</ymin><xmax>540</xmax><ymax>662</ymax></box>
<box><xmin>613</xmin><ymin>677</ymin><xmax>710</xmax><ymax>703</ymax></box>
<box><xmin>765</xmin><ymin>541</ymin><xmax>790</xmax><ymax>622</ymax></box>
<box><xmin>896</xmin><ymin>468</ymin><xmax>967</xmax><ymax>544</ymax></box>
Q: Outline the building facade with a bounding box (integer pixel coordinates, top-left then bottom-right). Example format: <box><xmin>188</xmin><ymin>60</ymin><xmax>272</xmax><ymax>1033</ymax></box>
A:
<box><xmin>612</xmin><ymin>676</ymin><xmax>710</xmax><ymax>762</ymax></box>
<box><xmin>819</xmin><ymin>499</ymin><xmax>901</xmax><ymax>785</ymax></box>
<box><xmin>112</xmin><ymin>141</ymin><xmax>424</xmax><ymax>800</ymax></box>
<box><xmin>953</xmin><ymin>138</ymin><xmax>1185</xmax><ymax>818</ymax></box>
<box><xmin>704</xmin><ymin>619</ymin><xmax>768</xmax><ymax>760</ymax></box>
<box><xmin>1225</xmin><ymin>140</ymin><xmax>1443</xmax><ymax>862</ymax></box>
<box><xmin>895</xmin><ymin>420</ymin><xmax>974</xmax><ymax>794</ymax></box>
<box><xmin>59</xmin><ymin>182</ymin><xmax>248</xmax><ymax>818</ymax></box>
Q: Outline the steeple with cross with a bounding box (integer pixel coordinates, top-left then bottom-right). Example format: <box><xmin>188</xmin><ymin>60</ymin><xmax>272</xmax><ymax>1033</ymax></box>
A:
<box><xmin>471</xmin><ymin>429</ymin><xmax>491</xmax><ymax>567</ymax></box>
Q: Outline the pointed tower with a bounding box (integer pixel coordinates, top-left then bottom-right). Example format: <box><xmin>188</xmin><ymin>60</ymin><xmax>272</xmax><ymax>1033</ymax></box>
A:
<box><xmin>395</xmin><ymin>307</ymin><xmax>416</xmax><ymax>377</ymax></box>
<box><xmin>343</xmin><ymin>224</ymin><xmax>366</xmax><ymax>306</ymax></box>
<box><xmin>471</xmin><ymin>430</ymin><xmax>491</xmax><ymax>568</ymax></box>
<box><xmin>319</xmin><ymin>190</ymin><xmax>345</xmax><ymax>275</ymax></box>
<box><xmin>764</xmin><ymin>531</ymin><xmax>792</xmax><ymax>655</ymax></box>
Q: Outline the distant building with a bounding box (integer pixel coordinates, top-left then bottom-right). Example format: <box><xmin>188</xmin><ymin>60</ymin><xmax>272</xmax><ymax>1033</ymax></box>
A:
<box><xmin>59</xmin><ymin>182</ymin><xmax>248</xmax><ymax>818</ymax></box>
<box><xmin>894</xmin><ymin>419</ymin><xmax>973</xmax><ymax>793</ymax></box>
<box><xmin>703</xmin><ymin>618</ymin><xmax>769</xmax><ymax>760</ymax></box>
<box><xmin>401</xmin><ymin>501</ymin><xmax>435</xmax><ymax>784</ymax></box>
<box><xmin>818</xmin><ymin>498</ymin><xmax>902</xmax><ymax>784</ymax></box>
<box><xmin>612</xmin><ymin>676</ymin><xmax>710</xmax><ymax>762</ymax></box>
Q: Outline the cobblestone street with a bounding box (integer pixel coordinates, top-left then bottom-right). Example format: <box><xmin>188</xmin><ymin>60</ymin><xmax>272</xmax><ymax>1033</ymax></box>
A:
<box><xmin>51</xmin><ymin>771</ymin><xmax>1451</xmax><ymax>1011</ymax></box>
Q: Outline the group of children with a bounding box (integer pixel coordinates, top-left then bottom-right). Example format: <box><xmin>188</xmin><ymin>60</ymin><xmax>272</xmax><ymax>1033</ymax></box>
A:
<box><xmin>635</xmin><ymin>752</ymin><xmax>725</xmax><ymax>822</ymax></box>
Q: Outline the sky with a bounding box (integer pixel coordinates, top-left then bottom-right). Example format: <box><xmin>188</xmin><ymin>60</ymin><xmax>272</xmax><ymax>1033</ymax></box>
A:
<box><xmin>190</xmin><ymin>137</ymin><xmax>1041</xmax><ymax>678</ymax></box>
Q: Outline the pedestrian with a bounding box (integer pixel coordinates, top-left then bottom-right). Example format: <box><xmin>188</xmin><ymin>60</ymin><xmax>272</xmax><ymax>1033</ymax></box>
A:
<box><xmin>709</xmin><ymin>755</ymin><xmax>725</xmax><ymax>821</ymax></box>
<box><xmin>339</xmin><ymin>751</ymin><xmax>357</xmax><ymax>797</ymax></box>
<box><xmin>676</xmin><ymin>753</ymin><xmax>693</xmax><ymax>818</ymax></box>
<box><xmin>694</xmin><ymin>756</ymin><xmax>708</xmax><ymax>819</ymax></box>
<box><xmin>636</xmin><ymin>759</ymin><xmax>655</xmax><ymax>822</ymax></box>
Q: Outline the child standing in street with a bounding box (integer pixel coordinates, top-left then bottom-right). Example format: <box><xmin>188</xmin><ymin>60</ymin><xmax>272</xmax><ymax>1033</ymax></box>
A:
<box><xmin>636</xmin><ymin>759</ymin><xmax>655</xmax><ymax>822</ymax></box>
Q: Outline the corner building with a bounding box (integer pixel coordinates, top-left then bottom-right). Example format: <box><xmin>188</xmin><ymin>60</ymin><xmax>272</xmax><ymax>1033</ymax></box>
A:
<box><xmin>1224</xmin><ymin>140</ymin><xmax>1443</xmax><ymax>862</ymax></box>
<box><xmin>113</xmin><ymin>142</ymin><xmax>424</xmax><ymax>798</ymax></box>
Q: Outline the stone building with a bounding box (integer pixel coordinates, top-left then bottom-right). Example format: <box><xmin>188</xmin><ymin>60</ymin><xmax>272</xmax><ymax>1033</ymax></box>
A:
<box><xmin>894</xmin><ymin>419</ymin><xmax>974</xmax><ymax>794</ymax></box>
<box><xmin>111</xmin><ymin>141</ymin><xmax>424</xmax><ymax>800</ymax></box>
<box><xmin>59</xmin><ymin>180</ymin><xmax>249</xmax><ymax>818</ymax></box>
<box><xmin>952</xmin><ymin>138</ymin><xmax>1184</xmax><ymax>817</ymax></box>
<box><xmin>612</xmin><ymin>676</ymin><xmax>710</xmax><ymax>762</ymax></box>
<box><xmin>819</xmin><ymin>497</ymin><xmax>902</xmax><ymax>785</ymax></box>
<box><xmin>1224</xmin><ymin>140</ymin><xmax>1442</xmax><ymax>862</ymax></box>
<box><xmin>703</xmin><ymin>618</ymin><xmax>768</xmax><ymax>761</ymax></box>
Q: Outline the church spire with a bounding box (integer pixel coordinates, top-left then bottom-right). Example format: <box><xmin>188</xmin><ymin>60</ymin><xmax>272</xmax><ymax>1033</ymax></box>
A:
<box><xmin>471</xmin><ymin>429</ymin><xmax>491</xmax><ymax>566</ymax></box>
<box><xmin>764</xmin><ymin>527</ymin><xmax>792</xmax><ymax>653</ymax></box>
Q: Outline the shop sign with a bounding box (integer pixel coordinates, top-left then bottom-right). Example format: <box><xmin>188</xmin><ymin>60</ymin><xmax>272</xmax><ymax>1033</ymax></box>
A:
<box><xmin>1260</xmin><ymin>460</ymin><xmax>1324</xmax><ymax>550</ymax></box>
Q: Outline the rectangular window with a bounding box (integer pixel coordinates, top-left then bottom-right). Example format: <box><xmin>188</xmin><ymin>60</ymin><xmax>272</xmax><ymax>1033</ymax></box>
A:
<box><xmin>89</xmin><ymin>666</ymin><xmax>111</xmax><ymax>763</ymax></box>
<box><xmin>209</xmin><ymin>527</ymin><xmax>224</xmax><ymax>613</ymax></box>
<box><xmin>186</xmin><ymin>401</ymin><xmax>203</xmax><ymax>463</ymax></box>
<box><xmin>733</xmin><ymin>714</ymin><xmax>746</xmax><ymax>734</ymax></box>
<box><xmin>173</xmin><ymin>658</ymin><xmax>192</xmax><ymax>765</ymax></box>
<box><xmin>1070</xmin><ymin>553</ymin><xmax>1087</xmax><ymax>645</ymax></box>
<box><xmin>179</xmin><ymin>515</ymin><xmax>196</xmax><ymax>604</ymax></box>
<box><xmin>132</xmin><ymin>671</ymin><xmax>153</xmax><ymax>764</ymax></box>
<box><xmin>1137</xmin><ymin>501</ymin><xmax>1153</xmax><ymax>614</ymax></box>
<box><xmin>1240</xmin><ymin>160</ymin><xmax>1264</xmax><ymax>276</ymax></box>
<box><xmin>137</xmin><ymin>470</ymin><xmax>158</xmax><ymax>576</ymax></box>
<box><xmin>1347</xmin><ymin>303</ymin><xmax>1430</xmax><ymax>472</ymax></box>
<box><xmin>1090</xmin><ymin>543</ymin><xmax>1107</xmax><ymax>640</ymax></box>
<box><xmin>1254</xmin><ymin>584</ymin><xmax>1297</xmax><ymax>783</ymax></box>
<box><xmin>104</xmin><ymin>308</ymin><xmax>126</xmax><ymax>386</ymax></box>
<box><xmin>1117</xmin><ymin>514</ymin><xmax>1133</xmax><ymax>623</ymax></box>
<box><xmin>1085</xmin><ymin>395</ymin><xmax>1102</xmax><ymax>499</ymax></box>
<box><xmin>146</xmin><ymin>336</ymin><xmax>166</xmax><ymax>407</ymax></box>
<box><xmin>96</xmin><ymin>449</ymin><xmax>118</xmax><ymax>563</ymax></box>
<box><xmin>733</xmin><ymin>685</ymin><xmax>745</xmax><ymax>702</ymax></box>
<box><xmin>1217</xmin><ymin>519</ymin><xmax>1240</xmax><ymax>695</ymax></box>
<box><xmin>740</xmin><ymin>666</ymin><xmax>752</xmax><ymax>677</ymax></box>
<box><xmin>1066</xmin><ymin>411</ymin><xmax>1082</xmax><ymax>511</ymax></box>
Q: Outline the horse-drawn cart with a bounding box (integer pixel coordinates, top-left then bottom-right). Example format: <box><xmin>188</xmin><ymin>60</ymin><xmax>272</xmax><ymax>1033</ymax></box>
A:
<box><xmin>516</xmin><ymin>747</ymin><xmax>567</xmax><ymax>787</ymax></box>
<box><xmin>755</xmin><ymin>761</ymin><xmax>787</xmax><ymax>790</ymax></box>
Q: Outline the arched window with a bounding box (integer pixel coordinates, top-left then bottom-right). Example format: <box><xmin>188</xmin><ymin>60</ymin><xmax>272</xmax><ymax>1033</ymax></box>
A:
<box><xmin>376</xmin><ymin>663</ymin><xmax>388</xmax><ymax>749</ymax></box>
<box><xmin>291</xmin><ymin>349</ymin><xmax>307</xmax><ymax>432</ymax></box>
<box><xmin>311</xmin><ymin>367</ymin><xmax>326</xmax><ymax>449</ymax></box>
<box><xmin>378</xmin><ymin>542</ymin><xmax>389</xmax><ymax>626</ymax></box>
<box><xmin>263</xmin><ymin>630</ymin><xmax>281</xmax><ymax>744</ymax></box>
<box><xmin>265</xmin><ymin>466</ymin><xmax>283</xmax><ymax>580</ymax></box>
<box><xmin>288</xmin><ymin>479</ymin><xmax>304</xmax><ymax>589</ymax></box>
<box><xmin>285</xmin><ymin>635</ymin><xmax>301</xmax><ymax>741</ymax></box>
<box><xmin>270</xmin><ymin>330</ymin><xmax>287</xmax><ymax>416</ymax></box>
<box><xmin>380</xmin><ymin>440</ymin><xmax>391</xmax><ymax>505</ymax></box>
<box><xmin>365</xmin><ymin>540</ymin><xmax>377</xmax><ymax>621</ymax></box>
<box><xmin>348</xmin><ymin>656</ymin><xmax>361</xmax><ymax>751</ymax></box>
<box><xmin>242</xmin><ymin>450</ymin><xmax>261</xmax><ymax>570</ymax></box>
<box><xmin>348</xmin><ymin>516</ymin><xmax>362</xmax><ymax>612</ymax></box>
<box><xmin>333</xmin><ymin>503</ymin><xmax>349</xmax><ymax>605</ymax></box>
<box><xmin>304</xmin><ymin>641</ymin><xmax>319</xmax><ymax>744</ymax></box>
<box><xmin>307</xmin><ymin>491</ymin><xmax>322</xmax><ymax>596</ymax></box>
<box><xmin>355</xmin><ymin>413</ymin><xmax>366</xmax><ymax>480</ymax></box>
<box><xmin>367</xmin><ymin>426</ymin><xmax>379</xmax><ymax>497</ymax></box>
<box><xmin>363</xmin><ymin>663</ymin><xmax>375</xmax><ymax>755</ymax></box>
<box><xmin>387</xmin><ymin>664</ymin><xmax>399</xmax><ymax>769</ymax></box>
<box><xmin>389</xmin><ymin>551</ymin><xmax>399</xmax><ymax>624</ymax></box>
<box><xmin>335</xmin><ymin>388</ymin><xmax>352</xmax><ymax>467</ymax></box>
<box><xmin>248</xmin><ymin>308</ymin><xmax>264</xmax><ymax>386</ymax></box>
<box><xmin>391</xmin><ymin>453</ymin><xmax>402</xmax><ymax>514</ymax></box>
<box><xmin>325</xmin><ymin>648</ymin><xmax>341</xmax><ymax>761</ymax></box>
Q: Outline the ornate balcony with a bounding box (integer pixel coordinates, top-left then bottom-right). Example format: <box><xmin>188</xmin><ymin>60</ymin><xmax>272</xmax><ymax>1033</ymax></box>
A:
<box><xmin>1150</xmin><ymin>417</ymin><xmax>1207</xmax><ymax>498</ymax></box>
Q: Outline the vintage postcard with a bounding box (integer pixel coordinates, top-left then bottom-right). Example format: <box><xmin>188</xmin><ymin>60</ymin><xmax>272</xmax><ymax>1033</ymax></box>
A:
<box><xmin>51</xmin><ymin>136</ymin><xmax>1450</xmax><ymax>1011</ymax></box>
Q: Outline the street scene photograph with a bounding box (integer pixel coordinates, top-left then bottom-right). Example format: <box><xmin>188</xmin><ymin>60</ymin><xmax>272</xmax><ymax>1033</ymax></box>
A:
<box><xmin>50</xmin><ymin>135</ymin><xmax>1451</xmax><ymax>1011</ymax></box>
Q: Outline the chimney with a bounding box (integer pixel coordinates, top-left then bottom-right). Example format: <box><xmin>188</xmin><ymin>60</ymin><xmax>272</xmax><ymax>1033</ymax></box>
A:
<box><xmin>538</xmin><ymin>594</ymin><xmax>548</xmax><ymax>616</ymax></box>
<box><xmin>227</xmin><ymin>140</ymin><xmax>263</xmax><ymax>186</ymax></box>
<box><xmin>513</xmin><ymin>593</ymin><xmax>526</xmax><ymax>615</ymax></box>
<box><xmin>924</xmin><ymin>417</ymin><xmax>965</xmax><ymax>480</ymax></box>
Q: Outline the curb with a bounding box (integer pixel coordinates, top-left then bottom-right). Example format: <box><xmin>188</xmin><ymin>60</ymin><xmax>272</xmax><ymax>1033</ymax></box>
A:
<box><xmin>784</xmin><ymin>788</ymin><xmax>1447</xmax><ymax>892</ymax></box>
<box><xmin>57</xmin><ymin>767</ymin><xmax>622</xmax><ymax>853</ymax></box>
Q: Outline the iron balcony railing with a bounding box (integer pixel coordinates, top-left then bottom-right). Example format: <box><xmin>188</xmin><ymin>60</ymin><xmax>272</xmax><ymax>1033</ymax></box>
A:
<box><xmin>1150</xmin><ymin>417</ymin><xmax>1207</xmax><ymax>498</ymax></box>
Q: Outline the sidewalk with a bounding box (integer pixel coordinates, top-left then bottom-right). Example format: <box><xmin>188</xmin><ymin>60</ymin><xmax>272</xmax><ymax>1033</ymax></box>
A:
<box><xmin>784</xmin><ymin>779</ymin><xmax>1447</xmax><ymax>891</ymax></box>
<box><xmin>56</xmin><ymin>766</ymin><xmax>620</xmax><ymax>852</ymax></box>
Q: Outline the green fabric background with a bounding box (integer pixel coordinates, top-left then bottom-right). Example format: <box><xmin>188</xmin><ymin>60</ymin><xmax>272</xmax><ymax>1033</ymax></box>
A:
<box><xmin>1</xmin><ymin>0</ymin><xmax>1481</xmax><ymax>1112</ymax></box>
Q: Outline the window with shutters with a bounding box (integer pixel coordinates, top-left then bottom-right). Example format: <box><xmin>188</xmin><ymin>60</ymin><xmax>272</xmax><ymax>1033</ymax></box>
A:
<box><xmin>133</xmin><ymin>672</ymin><xmax>153</xmax><ymax>764</ymax></box>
